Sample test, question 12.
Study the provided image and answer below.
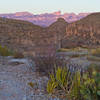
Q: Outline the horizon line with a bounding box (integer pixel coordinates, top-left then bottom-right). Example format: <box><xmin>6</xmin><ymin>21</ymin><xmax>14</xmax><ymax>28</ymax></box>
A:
<box><xmin>0</xmin><ymin>10</ymin><xmax>98</xmax><ymax>15</ymax></box>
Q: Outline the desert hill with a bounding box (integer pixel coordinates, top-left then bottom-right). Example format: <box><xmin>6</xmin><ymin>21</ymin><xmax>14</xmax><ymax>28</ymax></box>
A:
<box><xmin>0</xmin><ymin>17</ymin><xmax>68</xmax><ymax>55</ymax></box>
<box><xmin>65</xmin><ymin>12</ymin><xmax>100</xmax><ymax>47</ymax></box>
<box><xmin>0</xmin><ymin>17</ymin><xmax>42</xmax><ymax>48</ymax></box>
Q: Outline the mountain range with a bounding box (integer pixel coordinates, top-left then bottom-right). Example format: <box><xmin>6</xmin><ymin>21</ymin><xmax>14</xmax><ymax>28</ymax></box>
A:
<box><xmin>0</xmin><ymin>11</ymin><xmax>89</xmax><ymax>26</ymax></box>
<box><xmin>0</xmin><ymin>12</ymin><xmax>100</xmax><ymax>56</ymax></box>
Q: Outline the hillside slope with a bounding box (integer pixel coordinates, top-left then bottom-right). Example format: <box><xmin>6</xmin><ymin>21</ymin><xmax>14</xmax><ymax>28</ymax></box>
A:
<box><xmin>0</xmin><ymin>17</ymin><xmax>55</xmax><ymax>55</ymax></box>
<box><xmin>0</xmin><ymin>17</ymin><xmax>42</xmax><ymax>47</ymax></box>
<box><xmin>65</xmin><ymin>13</ymin><xmax>100</xmax><ymax>47</ymax></box>
<box><xmin>0</xmin><ymin>17</ymin><xmax>68</xmax><ymax>55</ymax></box>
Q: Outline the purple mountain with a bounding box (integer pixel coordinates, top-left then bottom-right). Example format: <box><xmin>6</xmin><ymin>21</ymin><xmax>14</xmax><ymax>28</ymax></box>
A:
<box><xmin>0</xmin><ymin>11</ymin><xmax>90</xmax><ymax>26</ymax></box>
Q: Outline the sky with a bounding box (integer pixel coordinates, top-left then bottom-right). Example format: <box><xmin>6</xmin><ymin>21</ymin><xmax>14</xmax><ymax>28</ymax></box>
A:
<box><xmin>0</xmin><ymin>0</ymin><xmax>99</xmax><ymax>14</ymax></box>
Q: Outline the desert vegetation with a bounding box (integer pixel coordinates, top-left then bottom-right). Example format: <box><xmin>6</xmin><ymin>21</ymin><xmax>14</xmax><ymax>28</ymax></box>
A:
<box><xmin>31</xmin><ymin>46</ymin><xmax>100</xmax><ymax>100</ymax></box>
<box><xmin>13</xmin><ymin>51</ymin><xmax>24</xmax><ymax>58</ymax></box>
<box><xmin>0</xmin><ymin>12</ymin><xmax>100</xmax><ymax>100</ymax></box>
<box><xmin>33</xmin><ymin>54</ymin><xmax>66</xmax><ymax>76</ymax></box>
<box><xmin>0</xmin><ymin>45</ymin><xmax>13</xmax><ymax>56</ymax></box>
<box><xmin>91</xmin><ymin>48</ymin><xmax>100</xmax><ymax>57</ymax></box>
<box><xmin>0</xmin><ymin>44</ymin><xmax>24</xmax><ymax>59</ymax></box>
<box><xmin>47</xmin><ymin>64</ymin><xmax>100</xmax><ymax>100</ymax></box>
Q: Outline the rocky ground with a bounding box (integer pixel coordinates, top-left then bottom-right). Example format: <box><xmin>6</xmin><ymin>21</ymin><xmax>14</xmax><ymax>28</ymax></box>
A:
<box><xmin>0</xmin><ymin>51</ymin><xmax>100</xmax><ymax>100</ymax></box>
<box><xmin>0</xmin><ymin>56</ymin><xmax>56</xmax><ymax>100</ymax></box>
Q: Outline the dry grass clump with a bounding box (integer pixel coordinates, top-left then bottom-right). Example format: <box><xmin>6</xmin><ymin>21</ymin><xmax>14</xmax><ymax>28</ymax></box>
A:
<box><xmin>91</xmin><ymin>48</ymin><xmax>100</xmax><ymax>57</ymax></box>
<box><xmin>57</xmin><ymin>47</ymin><xmax>88</xmax><ymax>53</ymax></box>
<box><xmin>13</xmin><ymin>52</ymin><xmax>24</xmax><ymax>58</ymax></box>
<box><xmin>57</xmin><ymin>47</ymin><xmax>81</xmax><ymax>52</ymax></box>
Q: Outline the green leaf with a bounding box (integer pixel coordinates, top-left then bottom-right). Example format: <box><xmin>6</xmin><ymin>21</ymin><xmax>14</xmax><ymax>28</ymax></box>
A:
<box><xmin>97</xmin><ymin>91</ymin><xmax>100</xmax><ymax>96</ymax></box>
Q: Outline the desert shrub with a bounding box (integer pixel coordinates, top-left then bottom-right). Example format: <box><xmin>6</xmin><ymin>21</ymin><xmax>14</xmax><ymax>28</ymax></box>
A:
<box><xmin>87</xmin><ymin>64</ymin><xmax>100</xmax><ymax>73</ymax></box>
<box><xmin>33</xmin><ymin>52</ymin><xmax>86</xmax><ymax>76</ymax></box>
<box><xmin>47</xmin><ymin>65</ymin><xmax>100</xmax><ymax>100</ymax></box>
<box><xmin>57</xmin><ymin>48</ymin><xmax>70</xmax><ymax>52</ymax></box>
<box><xmin>91</xmin><ymin>48</ymin><xmax>100</xmax><ymax>57</ymax></box>
<box><xmin>80</xmin><ymin>64</ymin><xmax>100</xmax><ymax>100</ymax></box>
<box><xmin>13</xmin><ymin>52</ymin><xmax>24</xmax><ymax>58</ymax></box>
<box><xmin>80</xmin><ymin>73</ymin><xmax>100</xmax><ymax>100</ymax></box>
<box><xmin>33</xmin><ymin>54</ymin><xmax>66</xmax><ymax>76</ymax></box>
<box><xmin>87</xmin><ymin>56</ymin><xmax>100</xmax><ymax>61</ymax></box>
<box><xmin>0</xmin><ymin>45</ymin><xmax>13</xmax><ymax>56</ymax></box>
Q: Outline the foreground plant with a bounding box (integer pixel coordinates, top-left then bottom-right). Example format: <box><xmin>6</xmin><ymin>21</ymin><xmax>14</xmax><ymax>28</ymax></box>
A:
<box><xmin>47</xmin><ymin>65</ymin><xmax>100</xmax><ymax>100</ymax></box>
<box><xmin>47</xmin><ymin>67</ymin><xmax>76</xmax><ymax>99</ymax></box>
<box><xmin>80</xmin><ymin>65</ymin><xmax>100</xmax><ymax>100</ymax></box>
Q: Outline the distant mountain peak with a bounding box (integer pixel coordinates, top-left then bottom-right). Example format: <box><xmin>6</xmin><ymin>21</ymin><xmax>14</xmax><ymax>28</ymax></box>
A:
<box><xmin>15</xmin><ymin>12</ymin><xmax>33</xmax><ymax>16</ymax></box>
<box><xmin>53</xmin><ymin>11</ymin><xmax>61</xmax><ymax>15</ymax></box>
<box><xmin>0</xmin><ymin>11</ymin><xmax>90</xmax><ymax>26</ymax></box>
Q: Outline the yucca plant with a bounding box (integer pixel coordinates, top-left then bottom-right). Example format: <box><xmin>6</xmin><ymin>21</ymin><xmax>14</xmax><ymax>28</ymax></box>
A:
<box><xmin>70</xmin><ymin>71</ymin><xmax>82</xmax><ymax>100</ymax></box>
<box><xmin>47</xmin><ymin>67</ymin><xmax>73</xmax><ymax>99</ymax></box>
<box><xmin>56</xmin><ymin>67</ymin><xmax>67</xmax><ymax>88</ymax></box>
<box><xmin>47</xmin><ymin>73</ymin><xmax>58</xmax><ymax>94</ymax></box>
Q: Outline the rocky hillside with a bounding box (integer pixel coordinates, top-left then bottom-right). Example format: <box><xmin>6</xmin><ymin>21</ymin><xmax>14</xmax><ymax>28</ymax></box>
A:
<box><xmin>0</xmin><ymin>17</ymin><xmax>42</xmax><ymax>48</ymax></box>
<box><xmin>0</xmin><ymin>17</ymin><xmax>68</xmax><ymax>55</ymax></box>
<box><xmin>65</xmin><ymin>12</ymin><xmax>100</xmax><ymax>47</ymax></box>
<box><xmin>0</xmin><ymin>11</ymin><xmax>89</xmax><ymax>26</ymax></box>
<box><xmin>0</xmin><ymin>13</ymin><xmax>100</xmax><ymax>55</ymax></box>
